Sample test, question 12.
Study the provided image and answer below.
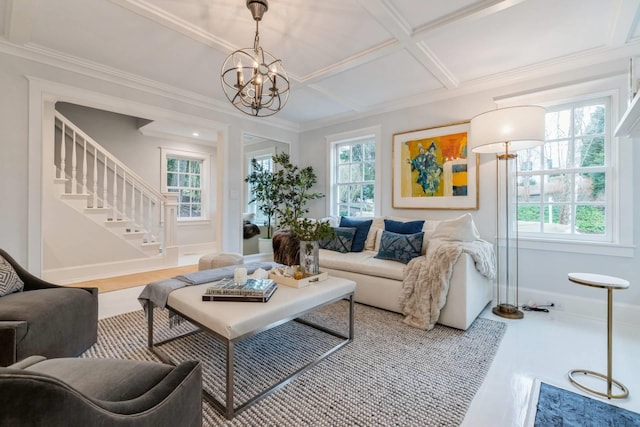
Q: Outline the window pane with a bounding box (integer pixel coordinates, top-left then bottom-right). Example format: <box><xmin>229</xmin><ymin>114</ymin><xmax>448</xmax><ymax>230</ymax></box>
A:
<box><xmin>517</xmin><ymin>175</ymin><xmax>541</xmax><ymax>202</ymax></box>
<box><xmin>351</xmin><ymin>144</ymin><xmax>363</xmax><ymax>162</ymax></box>
<box><xmin>364</xmin><ymin>142</ymin><xmax>375</xmax><ymax>160</ymax></box>
<box><xmin>363</xmin><ymin>184</ymin><xmax>374</xmax><ymax>203</ymax></box>
<box><xmin>575</xmin><ymin>136</ymin><xmax>604</xmax><ymax>167</ymax></box>
<box><xmin>338</xmin><ymin>146</ymin><xmax>350</xmax><ymax>163</ymax></box>
<box><xmin>190</xmin><ymin>161</ymin><xmax>201</xmax><ymax>174</ymax></box>
<box><xmin>167</xmin><ymin>158</ymin><xmax>178</xmax><ymax>172</ymax></box>
<box><xmin>350</xmin><ymin>164</ymin><xmax>363</xmax><ymax>182</ymax></box>
<box><xmin>364</xmin><ymin>162</ymin><xmax>375</xmax><ymax>180</ymax></box>
<box><xmin>191</xmin><ymin>204</ymin><xmax>201</xmax><ymax>217</ymax></box>
<box><xmin>574</xmin><ymin>104</ymin><xmax>605</xmax><ymax>136</ymax></box>
<box><xmin>545</xmin><ymin>109</ymin><xmax>571</xmax><ymax>140</ymax></box>
<box><xmin>179</xmin><ymin>159</ymin><xmax>189</xmax><ymax>172</ymax></box>
<box><xmin>191</xmin><ymin>190</ymin><xmax>201</xmax><ymax>203</ymax></box>
<box><xmin>180</xmin><ymin>190</ymin><xmax>191</xmax><ymax>203</ymax></box>
<box><xmin>518</xmin><ymin>205</ymin><xmax>541</xmax><ymax>232</ymax></box>
<box><xmin>167</xmin><ymin>172</ymin><xmax>177</xmax><ymax>187</ymax></box>
<box><xmin>518</xmin><ymin>147</ymin><xmax>542</xmax><ymax>171</ymax></box>
<box><xmin>576</xmin><ymin>205</ymin><xmax>605</xmax><ymax>235</ymax></box>
<box><xmin>338</xmin><ymin>185</ymin><xmax>348</xmax><ymax>203</ymax></box>
<box><xmin>543</xmin><ymin>174</ymin><xmax>571</xmax><ymax>202</ymax></box>
<box><xmin>349</xmin><ymin>184</ymin><xmax>361</xmax><ymax>203</ymax></box>
<box><xmin>338</xmin><ymin>165</ymin><xmax>350</xmax><ymax>183</ymax></box>
<box><xmin>544</xmin><ymin>140</ymin><xmax>570</xmax><ymax>169</ymax></box>
<box><xmin>190</xmin><ymin>175</ymin><xmax>201</xmax><ymax>188</ymax></box>
<box><xmin>179</xmin><ymin>204</ymin><xmax>190</xmax><ymax>217</ymax></box>
<box><xmin>576</xmin><ymin>172</ymin><xmax>605</xmax><ymax>202</ymax></box>
<box><xmin>542</xmin><ymin>204</ymin><xmax>572</xmax><ymax>233</ymax></box>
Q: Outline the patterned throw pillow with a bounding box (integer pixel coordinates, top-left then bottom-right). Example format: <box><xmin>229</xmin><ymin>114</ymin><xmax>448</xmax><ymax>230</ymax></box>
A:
<box><xmin>319</xmin><ymin>227</ymin><xmax>357</xmax><ymax>253</ymax></box>
<box><xmin>0</xmin><ymin>256</ymin><xmax>24</xmax><ymax>297</ymax></box>
<box><xmin>375</xmin><ymin>230</ymin><xmax>424</xmax><ymax>264</ymax></box>
<box><xmin>339</xmin><ymin>217</ymin><xmax>373</xmax><ymax>252</ymax></box>
<box><xmin>384</xmin><ymin>219</ymin><xmax>425</xmax><ymax>234</ymax></box>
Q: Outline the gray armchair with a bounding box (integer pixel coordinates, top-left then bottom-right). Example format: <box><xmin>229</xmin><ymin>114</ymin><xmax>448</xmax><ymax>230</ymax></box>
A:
<box><xmin>0</xmin><ymin>249</ymin><xmax>98</xmax><ymax>366</ymax></box>
<box><xmin>0</xmin><ymin>355</ymin><xmax>202</xmax><ymax>427</ymax></box>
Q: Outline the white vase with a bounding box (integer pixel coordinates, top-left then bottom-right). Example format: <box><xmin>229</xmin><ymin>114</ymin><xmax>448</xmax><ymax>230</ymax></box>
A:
<box><xmin>258</xmin><ymin>238</ymin><xmax>273</xmax><ymax>254</ymax></box>
<box><xmin>299</xmin><ymin>240</ymin><xmax>319</xmax><ymax>275</ymax></box>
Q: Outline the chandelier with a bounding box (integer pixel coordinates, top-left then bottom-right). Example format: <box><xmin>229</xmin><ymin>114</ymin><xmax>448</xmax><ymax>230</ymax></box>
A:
<box><xmin>220</xmin><ymin>0</ymin><xmax>290</xmax><ymax>117</ymax></box>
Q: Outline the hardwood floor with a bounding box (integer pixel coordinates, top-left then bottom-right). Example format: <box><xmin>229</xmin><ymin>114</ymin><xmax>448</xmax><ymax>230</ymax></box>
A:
<box><xmin>67</xmin><ymin>264</ymin><xmax>198</xmax><ymax>293</ymax></box>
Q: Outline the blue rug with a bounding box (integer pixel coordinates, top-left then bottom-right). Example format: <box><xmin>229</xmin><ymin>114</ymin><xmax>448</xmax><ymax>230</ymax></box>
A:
<box><xmin>535</xmin><ymin>383</ymin><xmax>640</xmax><ymax>426</ymax></box>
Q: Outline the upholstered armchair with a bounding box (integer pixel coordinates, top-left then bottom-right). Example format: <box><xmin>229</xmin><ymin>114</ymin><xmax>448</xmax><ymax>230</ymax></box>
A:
<box><xmin>0</xmin><ymin>355</ymin><xmax>203</xmax><ymax>427</ymax></box>
<box><xmin>0</xmin><ymin>248</ymin><xmax>98</xmax><ymax>366</ymax></box>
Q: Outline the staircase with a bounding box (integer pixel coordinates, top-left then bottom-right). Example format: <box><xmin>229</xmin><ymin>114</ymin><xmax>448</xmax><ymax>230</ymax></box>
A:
<box><xmin>45</xmin><ymin>112</ymin><xmax>179</xmax><ymax>282</ymax></box>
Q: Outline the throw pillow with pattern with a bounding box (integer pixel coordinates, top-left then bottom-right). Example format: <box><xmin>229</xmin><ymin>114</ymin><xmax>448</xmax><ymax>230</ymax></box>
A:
<box><xmin>375</xmin><ymin>230</ymin><xmax>424</xmax><ymax>264</ymax></box>
<box><xmin>0</xmin><ymin>256</ymin><xmax>24</xmax><ymax>297</ymax></box>
<box><xmin>319</xmin><ymin>227</ymin><xmax>357</xmax><ymax>253</ymax></box>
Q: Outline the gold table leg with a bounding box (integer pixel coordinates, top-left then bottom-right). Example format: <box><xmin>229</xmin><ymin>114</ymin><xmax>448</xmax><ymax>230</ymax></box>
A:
<box><xmin>568</xmin><ymin>288</ymin><xmax>629</xmax><ymax>399</ymax></box>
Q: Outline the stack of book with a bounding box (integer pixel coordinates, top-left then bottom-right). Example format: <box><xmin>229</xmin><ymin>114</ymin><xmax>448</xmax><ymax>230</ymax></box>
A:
<box><xmin>202</xmin><ymin>278</ymin><xmax>277</xmax><ymax>302</ymax></box>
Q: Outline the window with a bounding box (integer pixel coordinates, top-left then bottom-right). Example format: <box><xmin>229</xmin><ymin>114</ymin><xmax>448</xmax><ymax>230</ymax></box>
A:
<box><xmin>328</xmin><ymin>127</ymin><xmax>381</xmax><ymax>217</ymax></box>
<box><xmin>161</xmin><ymin>148</ymin><xmax>209</xmax><ymax>221</ymax></box>
<box><xmin>517</xmin><ymin>98</ymin><xmax>610</xmax><ymax>241</ymax></box>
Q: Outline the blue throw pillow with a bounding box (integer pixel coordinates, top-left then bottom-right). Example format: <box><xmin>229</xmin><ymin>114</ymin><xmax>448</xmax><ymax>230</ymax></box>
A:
<box><xmin>319</xmin><ymin>227</ymin><xmax>357</xmax><ymax>253</ymax></box>
<box><xmin>384</xmin><ymin>219</ymin><xmax>425</xmax><ymax>235</ymax></box>
<box><xmin>339</xmin><ymin>217</ymin><xmax>373</xmax><ymax>252</ymax></box>
<box><xmin>375</xmin><ymin>230</ymin><xmax>424</xmax><ymax>264</ymax></box>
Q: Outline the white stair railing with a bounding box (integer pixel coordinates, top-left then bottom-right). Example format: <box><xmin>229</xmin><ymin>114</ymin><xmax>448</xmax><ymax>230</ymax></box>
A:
<box><xmin>54</xmin><ymin>111</ymin><xmax>174</xmax><ymax>252</ymax></box>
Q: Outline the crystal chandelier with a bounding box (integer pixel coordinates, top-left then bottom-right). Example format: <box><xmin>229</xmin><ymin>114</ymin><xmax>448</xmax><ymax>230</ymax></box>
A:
<box><xmin>220</xmin><ymin>0</ymin><xmax>290</xmax><ymax>117</ymax></box>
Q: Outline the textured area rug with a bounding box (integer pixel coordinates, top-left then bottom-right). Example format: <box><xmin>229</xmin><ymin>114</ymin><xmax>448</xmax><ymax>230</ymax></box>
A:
<box><xmin>83</xmin><ymin>302</ymin><xmax>506</xmax><ymax>426</ymax></box>
<box><xmin>534</xmin><ymin>383</ymin><xmax>640</xmax><ymax>426</ymax></box>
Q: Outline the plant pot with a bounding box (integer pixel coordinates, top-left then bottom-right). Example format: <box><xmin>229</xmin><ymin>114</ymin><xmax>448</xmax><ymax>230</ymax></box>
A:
<box><xmin>299</xmin><ymin>240</ymin><xmax>319</xmax><ymax>275</ymax></box>
<box><xmin>258</xmin><ymin>237</ymin><xmax>273</xmax><ymax>254</ymax></box>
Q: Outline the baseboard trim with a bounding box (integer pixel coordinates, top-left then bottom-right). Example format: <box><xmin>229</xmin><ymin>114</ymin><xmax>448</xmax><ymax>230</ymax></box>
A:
<box><xmin>43</xmin><ymin>255</ymin><xmax>178</xmax><ymax>284</ymax></box>
<box><xmin>518</xmin><ymin>286</ymin><xmax>640</xmax><ymax>326</ymax></box>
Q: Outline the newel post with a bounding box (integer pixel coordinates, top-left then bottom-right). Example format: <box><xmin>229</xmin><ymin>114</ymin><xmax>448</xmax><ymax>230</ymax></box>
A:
<box><xmin>163</xmin><ymin>192</ymin><xmax>179</xmax><ymax>261</ymax></box>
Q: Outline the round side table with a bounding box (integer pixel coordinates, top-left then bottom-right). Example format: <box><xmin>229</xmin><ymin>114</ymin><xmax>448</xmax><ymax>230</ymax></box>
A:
<box><xmin>567</xmin><ymin>272</ymin><xmax>629</xmax><ymax>399</ymax></box>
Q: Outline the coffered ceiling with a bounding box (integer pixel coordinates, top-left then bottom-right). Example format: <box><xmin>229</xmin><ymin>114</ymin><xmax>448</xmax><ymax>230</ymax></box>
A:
<box><xmin>3</xmin><ymin>0</ymin><xmax>640</xmax><ymax>130</ymax></box>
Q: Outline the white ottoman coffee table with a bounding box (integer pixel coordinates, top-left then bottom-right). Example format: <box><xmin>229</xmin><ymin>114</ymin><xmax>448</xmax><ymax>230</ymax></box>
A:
<box><xmin>147</xmin><ymin>276</ymin><xmax>356</xmax><ymax>419</ymax></box>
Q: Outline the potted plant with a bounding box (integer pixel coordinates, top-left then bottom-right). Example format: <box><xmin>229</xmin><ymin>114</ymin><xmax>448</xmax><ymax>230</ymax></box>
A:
<box><xmin>245</xmin><ymin>157</ymin><xmax>284</xmax><ymax>252</ymax></box>
<box><xmin>285</xmin><ymin>218</ymin><xmax>334</xmax><ymax>276</ymax></box>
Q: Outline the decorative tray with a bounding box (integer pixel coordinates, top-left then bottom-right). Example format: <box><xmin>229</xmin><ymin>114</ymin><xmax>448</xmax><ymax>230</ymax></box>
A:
<box><xmin>268</xmin><ymin>270</ymin><xmax>328</xmax><ymax>288</ymax></box>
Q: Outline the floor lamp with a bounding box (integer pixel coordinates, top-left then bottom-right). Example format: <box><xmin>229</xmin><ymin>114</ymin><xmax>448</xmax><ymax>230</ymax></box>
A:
<box><xmin>469</xmin><ymin>106</ymin><xmax>545</xmax><ymax>319</ymax></box>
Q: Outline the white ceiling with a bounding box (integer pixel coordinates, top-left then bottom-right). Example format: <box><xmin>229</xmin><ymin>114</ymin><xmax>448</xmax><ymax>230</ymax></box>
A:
<box><xmin>3</xmin><ymin>0</ymin><xmax>640</xmax><ymax>131</ymax></box>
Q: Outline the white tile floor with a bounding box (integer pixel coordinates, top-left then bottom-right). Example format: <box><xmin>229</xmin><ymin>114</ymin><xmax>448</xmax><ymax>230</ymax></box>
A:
<box><xmin>99</xmin><ymin>287</ymin><xmax>640</xmax><ymax>426</ymax></box>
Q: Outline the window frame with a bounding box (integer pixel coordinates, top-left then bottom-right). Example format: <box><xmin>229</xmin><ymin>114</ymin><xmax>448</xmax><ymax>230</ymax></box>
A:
<box><xmin>517</xmin><ymin>97</ymin><xmax>612</xmax><ymax>242</ymax></box>
<box><xmin>160</xmin><ymin>147</ymin><xmax>210</xmax><ymax>222</ymax></box>
<box><xmin>326</xmin><ymin>126</ymin><xmax>382</xmax><ymax>218</ymax></box>
<box><xmin>496</xmin><ymin>78</ymin><xmax>632</xmax><ymax>257</ymax></box>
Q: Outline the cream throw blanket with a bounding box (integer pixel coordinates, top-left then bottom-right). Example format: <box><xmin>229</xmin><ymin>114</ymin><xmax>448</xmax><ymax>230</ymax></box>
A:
<box><xmin>400</xmin><ymin>239</ymin><xmax>496</xmax><ymax>330</ymax></box>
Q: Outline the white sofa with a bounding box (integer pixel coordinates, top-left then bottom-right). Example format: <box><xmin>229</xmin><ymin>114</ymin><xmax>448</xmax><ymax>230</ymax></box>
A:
<box><xmin>318</xmin><ymin>214</ymin><xmax>493</xmax><ymax>330</ymax></box>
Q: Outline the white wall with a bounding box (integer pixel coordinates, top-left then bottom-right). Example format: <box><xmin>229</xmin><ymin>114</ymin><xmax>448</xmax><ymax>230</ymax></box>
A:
<box><xmin>299</xmin><ymin>75</ymin><xmax>640</xmax><ymax>317</ymax></box>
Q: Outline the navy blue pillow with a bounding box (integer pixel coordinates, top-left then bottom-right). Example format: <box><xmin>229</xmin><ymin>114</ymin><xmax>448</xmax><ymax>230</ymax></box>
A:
<box><xmin>384</xmin><ymin>219</ymin><xmax>425</xmax><ymax>235</ymax></box>
<box><xmin>339</xmin><ymin>217</ymin><xmax>373</xmax><ymax>252</ymax></box>
<box><xmin>319</xmin><ymin>227</ymin><xmax>357</xmax><ymax>253</ymax></box>
<box><xmin>375</xmin><ymin>230</ymin><xmax>424</xmax><ymax>264</ymax></box>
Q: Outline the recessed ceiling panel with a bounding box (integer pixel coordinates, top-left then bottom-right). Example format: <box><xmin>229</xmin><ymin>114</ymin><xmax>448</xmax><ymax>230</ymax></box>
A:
<box><xmin>144</xmin><ymin>0</ymin><xmax>395</xmax><ymax>78</ymax></box>
<box><xmin>390</xmin><ymin>0</ymin><xmax>479</xmax><ymax>32</ymax></box>
<box><xmin>314</xmin><ymin>49</ymin><xmax>443</xmax><ymax>108</ymax></box>
<box><xmin>275</xmin><ymin>86</ymin><xmax>353</xmax><ymax>123</ymax></box>
<box><xmin>423</xmin><ymin>0</ymin><xmax>614</xmax><ymax>82</ymax></box>
<box><xmin>30</xmin><ymin>0</ymin><xmax>225</xmax><ymax>98</ymax></box>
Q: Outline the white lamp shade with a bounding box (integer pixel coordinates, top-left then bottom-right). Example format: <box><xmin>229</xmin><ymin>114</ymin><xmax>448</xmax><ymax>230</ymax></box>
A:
<box><xmin>469</xmin><ymin>105</ymin><xmax>545</xmax><ymax>154</ymax></box>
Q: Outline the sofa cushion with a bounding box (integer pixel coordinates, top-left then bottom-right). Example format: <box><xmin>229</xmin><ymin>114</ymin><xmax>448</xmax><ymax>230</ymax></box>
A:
<box><xmin>375</xmin><ymin>230</ymin><xmax>424</xmax><ymax>264</ymax></box>
<box><xmin>319</xmin><ymin>227</ymin><xmax>357</xmax><ymax>253</ymax></box>
<box><xmin>384</xmin><ymin>219</ymin><xmax>425</xmax><ymax>234</ymax></box>
<box><xmin>0</xmin><ymin>256</ymin><xmax>24</xmax><ymax>297</ymax></box>
<box><xmin>319</xmin><ymin>249</ymin><xmax>405</xmax><ymax>281</ymax></box>
<box><xmin>339</xmin><ymin>217</ymin><xmax>373</xmax><ymax>252</ymax></box>
<box><xmin>430</xmin><ymin>213</ymin><xmax>480</xmax><ymax>242</ymax></box>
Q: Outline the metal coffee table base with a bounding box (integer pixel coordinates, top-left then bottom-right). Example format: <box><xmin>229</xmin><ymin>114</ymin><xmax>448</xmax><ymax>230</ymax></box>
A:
<box><xmin>147</xmin><ymin>293</ymin><xmax>354</xmax><ymax>419</ymax></box>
